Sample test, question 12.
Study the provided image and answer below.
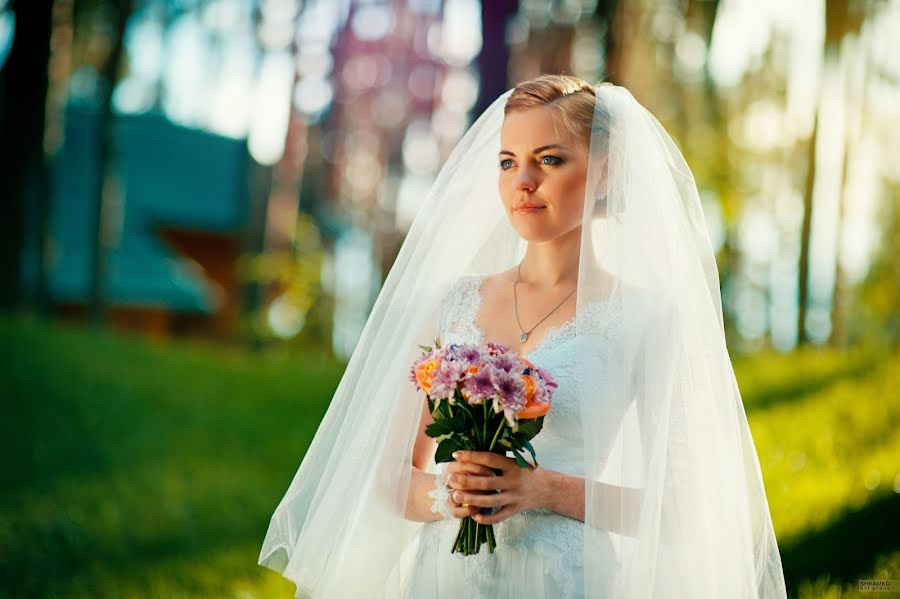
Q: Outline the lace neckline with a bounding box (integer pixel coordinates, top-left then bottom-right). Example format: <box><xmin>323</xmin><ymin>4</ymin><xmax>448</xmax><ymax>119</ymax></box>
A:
<box><xmin>467</xmin><ymin>273</ymin><xmax>605</xmax><ymax>359</ymax></box>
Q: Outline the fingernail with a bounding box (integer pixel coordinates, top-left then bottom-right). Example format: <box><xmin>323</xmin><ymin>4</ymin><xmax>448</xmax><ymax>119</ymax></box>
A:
<box><xmin>452</xmin><ymin>451</ymin><xmax>460</xmax><ymax>458</ymax></box>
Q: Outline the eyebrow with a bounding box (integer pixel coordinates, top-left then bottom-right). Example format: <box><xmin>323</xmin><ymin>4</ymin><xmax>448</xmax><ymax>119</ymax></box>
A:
<box><xmin>498</xmin><ymin>144</ymin><xmax>568</xmax><ymax>157</ymax></box>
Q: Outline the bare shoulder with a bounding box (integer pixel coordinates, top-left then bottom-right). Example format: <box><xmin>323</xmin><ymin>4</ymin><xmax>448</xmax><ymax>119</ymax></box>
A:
<box><xmin>480</xmin><ymin>267</ymin><xmax>516</xmax><ymax>297</ymax></box>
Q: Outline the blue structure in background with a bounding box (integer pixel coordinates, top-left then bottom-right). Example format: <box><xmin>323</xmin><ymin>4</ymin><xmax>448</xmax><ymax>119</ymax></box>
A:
<box><xmin>47</xmin><ymin>104</ymin><xmax>253</xmax><ymax>314</ymax></box>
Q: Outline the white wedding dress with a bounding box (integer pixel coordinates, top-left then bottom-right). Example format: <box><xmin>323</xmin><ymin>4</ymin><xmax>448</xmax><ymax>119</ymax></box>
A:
<box><xmin>386</xmin><ymin>273</ymin><xmax>625</xmax><ymax>598</ymax></box>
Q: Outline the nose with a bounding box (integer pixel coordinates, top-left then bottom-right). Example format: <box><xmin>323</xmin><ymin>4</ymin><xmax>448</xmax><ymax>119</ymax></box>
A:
<box><xmin>513</xmin><ymin>167</ymin><xmax>537</xmax><ymax>192</ymax></box>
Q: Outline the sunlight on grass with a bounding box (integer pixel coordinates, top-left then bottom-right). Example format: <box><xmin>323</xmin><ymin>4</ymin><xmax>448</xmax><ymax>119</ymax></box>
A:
<box><xmin>744</xmin><ymin>355</ymin><xmax>900</xmax><ymax>538</ymax></box>
<box><xmin>1</xmin><ymin>316</ymin><xmax>898</xmax><ymax>598</ymax></box>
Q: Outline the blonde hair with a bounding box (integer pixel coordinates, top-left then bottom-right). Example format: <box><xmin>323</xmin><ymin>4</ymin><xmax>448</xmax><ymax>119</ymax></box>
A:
<box><xmin>504</xmin><ymin>74</ymin><xmax>610</xmax><ymax>148</ymax></box>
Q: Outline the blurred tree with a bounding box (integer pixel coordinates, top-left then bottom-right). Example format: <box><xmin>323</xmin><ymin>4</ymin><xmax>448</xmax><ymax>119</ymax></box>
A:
<box><xmin>473</xmin><ymin>0</ymin><xmax>518</xmax><ymax>119</ymax></box>
<box><xmin>797</xmin><ymin>0</ymin><xmax>869</xmax><ymax>346</ymax></box>
<box><xmin>74</xmin><ymin>0</ymin><xmax>133</xmax><ymax>325</ymax></box>
<box><xmin>594</xmin><ymin>0</ymin><xmax>619</xmax><ymax>82</ymax></box>
<box><xmin>858</xmin><ymin>181</ymin><xmax>900</xmax><ymax>349</ymax></box>
<box><xmin>238</xmin><ymin>212</ymin><xmax>326</xmax><ymax>345</ymax></box>
<box><xmin>0</xmin><ymin>0</ymin><xmax>54</xmax><ymax>312</ymax></box>
<box><xmin>830</xmin><ymin>31</ymin><xmax>871</xmax><ymax>347</ymax></box>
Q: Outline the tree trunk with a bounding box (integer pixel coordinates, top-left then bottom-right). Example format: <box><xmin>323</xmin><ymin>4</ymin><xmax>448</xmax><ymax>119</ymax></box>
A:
<box><xmin>472</xmin><ymin>0</ymin><xmax>518</xmax><ymax>120</ymax></box>
<box><xmin>87</xmin><ymin>0</ymin><xmax>131</xmax><ymax>325</ymax></box>
<box><xmin>0</xmin><ymin>0</ymin><xmax>54</xmax><ymax>312</ymax></box>
<box><xmin>594</xmin><ymin>0</ymin><xmax>620</xmax><ymax>83</ymax></box>
<box><xmin>797</xmin><ymin>107</ymin><xmax>818</xmax><ymax>346</ymax></box>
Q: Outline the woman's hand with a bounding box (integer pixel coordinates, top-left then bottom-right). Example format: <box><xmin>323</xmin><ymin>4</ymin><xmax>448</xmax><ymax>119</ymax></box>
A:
<box><xmin>443</xmin><ymin>458</ymin><xmax>497</xmax><ymax>520</ymax></box>
<box><xmin>447</xmin><ymin>450</ymin><xmax>547</xmax><ymax>525</ymax></box>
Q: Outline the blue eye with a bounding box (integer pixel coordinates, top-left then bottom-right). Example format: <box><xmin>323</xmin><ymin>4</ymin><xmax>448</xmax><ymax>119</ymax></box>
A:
<box><xmin>540</xmin><ymin>155</ymin><xmax>562</xmax><ymax>165</ymax></box>
<box><xmin>499</xmin><ymin>159</ymin><xmax>513</xmax><ymax>170</ymax></box>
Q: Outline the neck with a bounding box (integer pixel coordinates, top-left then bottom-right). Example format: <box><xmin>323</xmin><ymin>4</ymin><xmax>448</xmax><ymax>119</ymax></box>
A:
<box><xmin>518</xmin><ymin>225</ymin><xmax>581</xmax><ymax>288</ymax></box>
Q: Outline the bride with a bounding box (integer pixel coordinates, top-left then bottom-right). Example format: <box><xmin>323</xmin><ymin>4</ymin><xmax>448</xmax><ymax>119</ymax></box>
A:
<box><xmin>258</xmin><ymin>74</ymin><xmax>789</xmax><ymax>599</ymax></box>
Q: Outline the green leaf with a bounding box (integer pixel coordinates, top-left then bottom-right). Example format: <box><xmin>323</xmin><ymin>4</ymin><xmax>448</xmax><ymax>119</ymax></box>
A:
<box><xmin>435</xmin><ymin>437</ymin><xmax>462</xmax><ymax>463</ymax></box>
<box><xmin>511</xmin><ymin>449</ymin><xmax>529</xmax><ymax>468</ymax></box>
<box><xmin>425</xmin><ymin>421</ymin><xmax>456</xmax><ymax>437</ymax></box>
<box><xmin>517</xmin><ymin>417</ymin><xmax>543</xmax><ymax>439</ymax></box>
<box><xmin>459</xmin><ymin>433</ymin><xmax>476</xmax><ymax>448</ymax></box>
<box><xmin>507</xmin><ymin>434</ymin><xmax>524</xmax><ymax>451</ymax></box>
<box><xmin>522</xmin><ymin>439</ymin><xmax>539</xmax><ymax>467</ymax></box>
<box><xmin>445</xmin><ymin>411</ymin><xmax>469</xmax><ymax>434</ymax></box>
<box><xmin>438</xmin><ymin>401</ymin><xmax>452</xmax><ymax>419</ymax></box>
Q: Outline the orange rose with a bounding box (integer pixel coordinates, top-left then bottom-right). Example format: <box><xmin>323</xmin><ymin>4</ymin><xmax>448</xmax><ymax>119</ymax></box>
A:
<box><xmin>415</xmin><ymin>357</ymin><xmax>440</xmax><ymax>395</ymax></box>
<box><xmin>518</xmin><ymin>374</ymin><xmax>550</xmax><ymax>419</ymax></box>
<box><xmin>521</xmin><ymin>373</ymin><xmax>536</xmax><ymax>403</ymax></box>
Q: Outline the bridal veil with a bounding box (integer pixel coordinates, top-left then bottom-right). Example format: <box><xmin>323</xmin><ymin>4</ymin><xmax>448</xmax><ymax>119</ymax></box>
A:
<box><xmin>258</xmin><ymin>81</ymin><xmax>788</xmax><ymax>599</ymax></box>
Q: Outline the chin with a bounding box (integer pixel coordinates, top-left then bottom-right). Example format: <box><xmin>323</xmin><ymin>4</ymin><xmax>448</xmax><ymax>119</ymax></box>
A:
<box><xmin>511</xmin><ymin>225</ymin><xmax>560</xmax><ymax>243</ymax></box>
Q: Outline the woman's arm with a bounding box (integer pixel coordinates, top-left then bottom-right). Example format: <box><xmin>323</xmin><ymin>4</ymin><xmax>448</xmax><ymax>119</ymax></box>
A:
<box><xmin>539</xmin><ymin>395</ymin><xmax>647</xmax><ymax>536</ymax></box>
<box><xmin>536</xmin><ymin>467</ymin><xmax>584</xmax><ymax>522</ymax></box>
<box><xmin>539</xmin><ymin>469</ymin><xmax>642</xmax><ymax>537</ymax></box>
<box><xmin>405</xmin><ymin>398</ymin><xmax>442</xmax><ymax>522</ymax></box>
<box><xmin>405</xmin><ymin>467</ymin><xmax>445</xmax><ymax>523</ymax></box>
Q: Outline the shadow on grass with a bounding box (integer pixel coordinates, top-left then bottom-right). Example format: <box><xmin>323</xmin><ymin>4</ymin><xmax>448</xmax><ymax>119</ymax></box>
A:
<box><xmin>0</xmin><ymin>449</ymin><xmax>319</xmax><ymax>598</ymax></box>
<box><xmin>780</xmin><ymin>490</ymin><xmax>900</xmax><ymax>598</ymax></box>
<box><xmin>741</xmin><ymin>355</ymin><xmax>883</xmax><ymax>414</ymax></box>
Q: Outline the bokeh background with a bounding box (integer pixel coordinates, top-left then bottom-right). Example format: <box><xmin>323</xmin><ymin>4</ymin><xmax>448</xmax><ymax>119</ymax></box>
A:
<box><xmin>1</xmin><ymin>0</ymin><xmax>898</xmax><ymax>597</ymax></box>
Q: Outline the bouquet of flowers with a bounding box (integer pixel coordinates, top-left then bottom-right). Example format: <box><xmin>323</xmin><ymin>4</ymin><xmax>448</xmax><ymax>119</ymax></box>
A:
<box><xmin>409</xmin><ymin>338</ymin><xmax>557</xmax><ymax>556</ymax></box>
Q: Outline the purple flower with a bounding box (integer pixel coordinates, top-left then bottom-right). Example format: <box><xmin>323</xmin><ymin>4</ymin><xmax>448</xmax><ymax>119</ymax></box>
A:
<box><xmin>532</xmin><ymin>376</ymin><xmax>553</xmax><ymax>404</ymax></box>
<box><xmin>428</xmin><ymin>359</ymin><xmax>468</xmax><ymax>401</ymax></box>
<box><xmin>441</xmin><ymin>342</ymin><xmax>485</xmax><ymax>365</ymax></box>
<box><xmin>457</xmin><ymin>344</ymin><xmax>484</xmax><ymax>365</ymax></box>
<box><xmin>489</xmin><ymin>368</ymin><xmax>527</xmax><ymax>427</ymax></box>
<box><xmin>488</xmin><ymin>352</ymin><xmax>519</xmax><ymax>374</ymax></box>
<box><xmin>534</xmin><ymin>365</ymin><xmax>558</xmax><ymax>391</ymax></box>
<box><xmin>461</xmin><ymin>366</ymin><xmax>494</xmax><ymax>404</ymax></box>
<box><xmin>437</xmin><ymin>343</ymin><xmax>461</xmax><ymax>361</ymax></box>
<box><xmin>486</xmin><ymin>341</ymin><xmax>509</xmax><ymax>355</ymax></box>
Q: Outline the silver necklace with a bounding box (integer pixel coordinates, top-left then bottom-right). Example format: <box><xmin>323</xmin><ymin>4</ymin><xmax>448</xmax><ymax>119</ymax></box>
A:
<box><xmin>513</xmin><ymin>261</ymin><xmax>577</xmax><ymax>343</ymax></box>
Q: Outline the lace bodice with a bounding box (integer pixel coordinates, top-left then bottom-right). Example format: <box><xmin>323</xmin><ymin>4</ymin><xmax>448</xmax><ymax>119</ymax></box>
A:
<box><xmin>413</xmin><ymin>272</ymin><xmax>624</xmax><ymax>598</ymax></box>
<box><xmin>439</xmin><ymin>273</ymin><xmax>622</xmax><ymax>475</ymax></box>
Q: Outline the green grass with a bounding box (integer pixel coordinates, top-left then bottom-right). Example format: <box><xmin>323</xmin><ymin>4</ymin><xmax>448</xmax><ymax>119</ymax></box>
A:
<box><xmin>0</xmin><ymin>316</ymin><xmax>897</xmax><ymax>598</ymax></box>
<box><xmin>0</xmin><ymin>316</ymin><xmax>343</xmax><ymax>599</ymax></box>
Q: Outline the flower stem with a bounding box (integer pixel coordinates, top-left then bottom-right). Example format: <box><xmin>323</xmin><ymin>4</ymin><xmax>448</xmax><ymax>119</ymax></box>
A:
<box><xmin>453</xmin><ymin>520</ymin><xmax>465</xmax><ymax>553</ymax></box>
<box><xmin>488</xmin><ymin>417</ymin><xmax>505</xmax><ymax>452</ymax></box>
<box><xmin>482</xmin><ymin>402</ymin><xmax>487</xmax><ymax>447</ymax></box>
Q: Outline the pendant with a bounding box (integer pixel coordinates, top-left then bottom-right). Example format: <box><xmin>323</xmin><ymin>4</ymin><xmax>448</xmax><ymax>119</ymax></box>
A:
<box><xmin>519</xmin><ymin>332</ymin><xmax>528</xmax><ymax>343</ymax></box>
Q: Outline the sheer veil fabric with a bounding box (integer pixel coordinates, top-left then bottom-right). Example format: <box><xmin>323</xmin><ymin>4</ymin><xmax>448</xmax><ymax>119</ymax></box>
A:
<box><xmin>258</xmin><ymin>83</ymin><xmax>789</xmax><ymax>598</ymax></box>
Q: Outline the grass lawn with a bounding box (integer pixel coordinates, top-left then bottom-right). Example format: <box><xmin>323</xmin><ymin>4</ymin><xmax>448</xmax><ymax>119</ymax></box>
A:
<box><xmin>0</xmin><ymin>316</ymin><xmax>897</xmax><ymax>598</ymax></box>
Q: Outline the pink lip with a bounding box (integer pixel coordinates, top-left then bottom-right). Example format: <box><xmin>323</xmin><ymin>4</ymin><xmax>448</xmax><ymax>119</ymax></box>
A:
<box><xmin>515</xmin><ymin>204</ymin><xmax>545</xmax><ymax>213</ymax></box>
